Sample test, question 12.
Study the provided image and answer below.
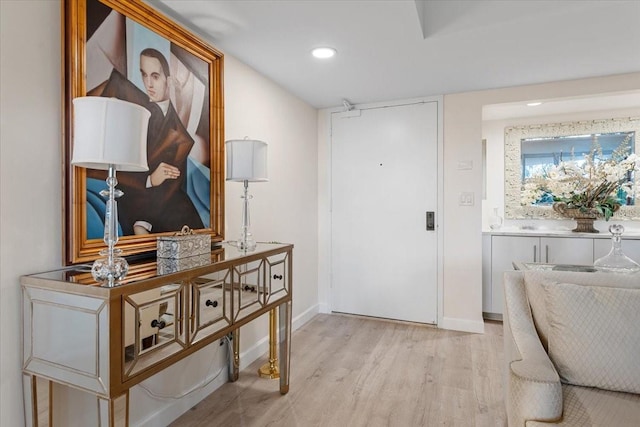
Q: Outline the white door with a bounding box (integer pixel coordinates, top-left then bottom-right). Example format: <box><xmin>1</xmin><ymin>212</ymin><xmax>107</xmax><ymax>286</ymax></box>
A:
<box><xmin>331</xmin><ymin>101</ymin><xmax>439</xmax><ymax>324</ymax></box>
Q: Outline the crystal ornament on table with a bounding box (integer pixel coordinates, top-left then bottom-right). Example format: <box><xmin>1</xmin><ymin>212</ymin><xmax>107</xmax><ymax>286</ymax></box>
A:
<box><xmin>593</xmin><ymin>224</ymin><xmax>640</xmax><ymax>272</ymax></box>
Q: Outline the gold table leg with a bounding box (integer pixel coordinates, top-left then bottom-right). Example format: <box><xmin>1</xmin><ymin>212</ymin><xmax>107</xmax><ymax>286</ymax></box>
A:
<box><xmin>258</xmin><ymin>308</ymin><xmax>280</xmax><ymax>379</ymax></box>
<box><xmin>279</xmin><ymin>300</ymin><xmax>292</xmax><ymax>394</ymax></box>
<box><xmin>230</xmin><ymin>329</ymin><xmax>240</xmax><ymax>382</ymax></box>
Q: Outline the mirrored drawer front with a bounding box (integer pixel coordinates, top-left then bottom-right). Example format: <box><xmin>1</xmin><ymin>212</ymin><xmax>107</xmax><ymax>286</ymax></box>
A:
<box><xmin>123</xmin><ymin>283</ymin><xmax>186</xmax><ymax>380</ymax></box>
<box><xmin>232</xmin><ymin>259</ymin><xmax>266</xmax><ymax>322</ymax></box>
<box><xmin>265</xmin><ymin>252</ymin><xmax>289</xmax><ymax>304</ymax></box>
<box><xmin>191</xmin><ymin>270</ymin><xmax>231</xmax><ymax>344</ymax></box>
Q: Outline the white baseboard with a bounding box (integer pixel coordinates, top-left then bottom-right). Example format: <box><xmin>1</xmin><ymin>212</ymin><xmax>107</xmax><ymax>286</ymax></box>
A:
<box><xmin>294</xmin><ymin>303</ymin><xmax>320</xmax><ymax>329</ymax></box>
<box><xmin>239</xmin><ymin>303</ymin><xmax>319</xmax><ymax>370</ymax></box>
<box><xmin>134</xmin><ymin>303</ymin><xmax>320</xmax><ymax>427</ymax></box>
<box><xmin>133</xmin><ymin>368</ymin><xmax>230</xmax><ymax>427</ymax></box>
<box><xmin>440</xmin><ymin>316</ymin><xmax>485</xmax><ymax>334</ymax></box>
<box><xmin>318</xmin><ymin>302</ymin><xmax>331</xmax><ymax>314</ymax></box>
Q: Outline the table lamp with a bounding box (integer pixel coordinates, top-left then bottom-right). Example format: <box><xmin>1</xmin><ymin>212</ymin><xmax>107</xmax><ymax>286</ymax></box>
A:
<box><xmin>226</xmin><ymin>138</ymin><xmax>268</xmax><ymax>251</ymax></box>
<box><xmin>71</xmin><ymin>97</ymin><xmax>150</xmax><ymax>285</ymax></box>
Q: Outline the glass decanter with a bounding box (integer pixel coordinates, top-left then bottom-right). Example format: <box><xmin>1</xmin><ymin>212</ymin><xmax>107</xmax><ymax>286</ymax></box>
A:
<box><xmin>593</xmin><ymin>224</ymin><xmax>640</xmax><ymax>273</ymax></box>
<box><xmin>489</xmin><ymin>207</ymin><xmax>503</xmax><ymax>230</ymax></box>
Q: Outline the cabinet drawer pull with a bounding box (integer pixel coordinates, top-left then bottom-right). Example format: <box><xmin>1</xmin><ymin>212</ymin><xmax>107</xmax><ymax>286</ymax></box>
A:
<box><xmin>244</xmin><ymin>285</ymin><xmax>256</xmax><ymax>292</ymax></box>
<box><xmin>273</xmin><ymin>274</ymin><xmax>283</xmax><ymax>280</ymax></box>
<box><xmin>151</xmin><ymin>319</ymin><xmax>166</xmax><ymax>330</ymax></box>
<box><xmin>205</xmin><ymin>299</ymin><xmax>218</xmax><ymax>308</ymax></box>
<box><xmin>533</xmin><ymin>245</ymin><xmax>537</xmax><ymax>262</ymax></box>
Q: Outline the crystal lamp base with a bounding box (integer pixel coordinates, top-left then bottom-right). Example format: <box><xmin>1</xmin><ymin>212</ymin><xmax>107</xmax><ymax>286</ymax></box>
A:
<box><xmin>91</xmin><ymin>249</ymin><xmax>129</xmax><ymax>286</ymax></box>
<box><xmin>236</xmin><ymin>235</ymin><xmax>257</xmax><ymax>252</ymax></box>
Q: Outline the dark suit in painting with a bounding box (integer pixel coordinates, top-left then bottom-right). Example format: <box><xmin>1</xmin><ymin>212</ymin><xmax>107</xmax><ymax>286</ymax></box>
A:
<box><xmin>88</xmin><ymin>69</ymin><xmax>204</xmax><ymax>235</ymax></box>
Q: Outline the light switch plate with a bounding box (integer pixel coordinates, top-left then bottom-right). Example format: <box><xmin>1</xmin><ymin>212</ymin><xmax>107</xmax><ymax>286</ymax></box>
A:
<box><xmin>459</xmin><ymin>192</ymin><xmax>474</xmax><ymax>206</ymax></box>
<box><xmin>457</xmin><ymin>160</ymin><xmax>473</xmax><ymax>170</ymax></box>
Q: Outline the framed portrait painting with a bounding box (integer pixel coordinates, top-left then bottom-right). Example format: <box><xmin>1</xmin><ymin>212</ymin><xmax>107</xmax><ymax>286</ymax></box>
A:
<box><xmin>63</xmin><ymin>0</ymin><xmax>224</xmax><ymax>264</ymax></box>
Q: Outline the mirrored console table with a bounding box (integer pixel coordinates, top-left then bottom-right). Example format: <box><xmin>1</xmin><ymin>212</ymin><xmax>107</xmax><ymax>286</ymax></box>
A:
<box><xmin>21</xmin><ymin>242</ymin><xmax>293</xmax><ymax>427</ymax></box>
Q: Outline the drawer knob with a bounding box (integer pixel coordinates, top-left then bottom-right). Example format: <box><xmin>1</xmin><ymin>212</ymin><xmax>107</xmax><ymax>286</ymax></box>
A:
<box><xmin>206</xmin><ymin>299</ymin><xmax>218</xmax><ymax>308</ymax></box>
<box><xmin>273</xmin><ymin>274</ymin><xmax>283</xmax><ymax>280</ymax></box>
<box><xmin>151</xmin><ymin>319</ymin><xmax>166</xmax><ymax>329</ymax></box>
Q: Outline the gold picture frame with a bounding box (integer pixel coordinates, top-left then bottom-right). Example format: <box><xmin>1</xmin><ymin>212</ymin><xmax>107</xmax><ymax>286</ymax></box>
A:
<box><xmin>63</xmin><ymin>0</ymin><xmax>224</xmax><ymax>264</ymax></box>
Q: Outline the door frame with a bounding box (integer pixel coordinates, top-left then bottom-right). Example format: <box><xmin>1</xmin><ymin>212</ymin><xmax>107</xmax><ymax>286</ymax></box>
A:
<box><xmin>318</xmin><ymin>96</ymin><xmax>444</xmax><ymax>327</ymax></box>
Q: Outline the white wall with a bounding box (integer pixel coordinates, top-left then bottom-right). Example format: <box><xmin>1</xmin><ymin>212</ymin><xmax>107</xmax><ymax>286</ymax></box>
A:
<box><xmin>1</xmin><ymin>2</ymin><xmax>63</xmax><ymax>426</ymax></box>
<box><xmin>223</xmin><ymin>54</ymin><xmax>319</xmax><ymax>351</ymax></box>
<box><xmin>0</xmin><ymin>2</ymin><xmax>318</xmax><ymax>426</ymax></box>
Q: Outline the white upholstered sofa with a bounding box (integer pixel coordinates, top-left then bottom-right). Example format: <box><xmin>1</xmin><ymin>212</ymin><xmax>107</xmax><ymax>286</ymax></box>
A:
<box><xmin>503</xmin><ymin>269</ymin><xmax>640</xmax><ymax>426</ymax></box>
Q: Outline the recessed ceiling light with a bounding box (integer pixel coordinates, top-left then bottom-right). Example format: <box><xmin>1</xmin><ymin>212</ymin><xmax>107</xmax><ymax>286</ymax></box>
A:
<box><xmin>311</xmin><ymin>47</ymin><xmax>336</xmax><ymax>59</ymax></box>
<box><xmin>527</xmin><ymin>102</ymin><xmax>542</xmax><ymax>107</ymax></box>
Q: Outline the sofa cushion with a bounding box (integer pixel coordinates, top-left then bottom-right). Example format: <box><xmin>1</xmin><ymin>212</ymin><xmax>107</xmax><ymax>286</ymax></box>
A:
<box><xmin>523</xmin><ymin>270</ymin><xmax>640</xmax><ymax>351</ymax></box>
<box><xmin>544</xmin><ymin>281</ymin><xmax>640</xmax><ymax>394</ymax></box>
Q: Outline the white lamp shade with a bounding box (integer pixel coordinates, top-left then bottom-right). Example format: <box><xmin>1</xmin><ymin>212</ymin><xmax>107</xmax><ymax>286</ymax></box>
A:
<box><xmin>71</xmin><ymin>97</ymin><xmax>150</xmax><ymax>172</ymax></box>
<box><xmin>225</xmin><ymin>139</ymin><xmax>268</xmax><ymax>182</ymax></box>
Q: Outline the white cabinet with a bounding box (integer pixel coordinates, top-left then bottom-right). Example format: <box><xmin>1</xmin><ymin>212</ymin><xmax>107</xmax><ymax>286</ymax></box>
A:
<box><xmin>489</xmin><ymin>235</ymin><xmax>539</xmax><ymax>316</ymax></box>
<box><xmin>484</xmin><ymin>234</ymin><xmax>598</xmax><ymax>317</ymax></box>
<box><xmin>540</xmin><ymin>237</ymin><xmax>593</xmax><ymax>265</ymax></box>
<box><xmin>482</xmin><ymin>235</ymin><xmax>492</xmax><ymax>313</ymax></box>
<box><xmin>484</xmin><ymin>232</ymin><xmax>640</xmax><ymax>318</ymax></box>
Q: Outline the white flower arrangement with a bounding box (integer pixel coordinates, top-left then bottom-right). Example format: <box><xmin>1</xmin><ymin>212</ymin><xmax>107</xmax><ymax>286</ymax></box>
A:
<box><xmin>521</xmin><ymin>134</ymin><xmax>637</xmax><ymax>220</ymax></box>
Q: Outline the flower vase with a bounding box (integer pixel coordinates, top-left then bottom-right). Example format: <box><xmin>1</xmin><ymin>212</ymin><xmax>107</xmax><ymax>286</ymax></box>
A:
<box><xmin>552</xmin><ymin>202</ymin><xmax>600</xmax><ymax>233</ymax></box>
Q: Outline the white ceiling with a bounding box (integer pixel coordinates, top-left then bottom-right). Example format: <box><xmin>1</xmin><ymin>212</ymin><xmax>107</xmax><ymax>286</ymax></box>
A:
<box><xmin>152</xmin><ymin>0</ymin><xmax>640</xmax><ymax>109</ymax></box>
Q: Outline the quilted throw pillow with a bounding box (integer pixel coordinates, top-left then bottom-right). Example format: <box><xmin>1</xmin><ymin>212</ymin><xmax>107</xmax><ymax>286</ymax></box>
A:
<box><xmin>544</xmin><ymin>281</ymin><xmax>640</xmax><ymax>394</ymax></box>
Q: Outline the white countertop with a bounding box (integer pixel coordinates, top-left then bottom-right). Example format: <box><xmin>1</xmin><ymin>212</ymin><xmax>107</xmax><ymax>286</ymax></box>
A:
<box><xmin>483</xmin><ymin>227</ymin><xmax>640</xmax><ymax>238</ymax></box>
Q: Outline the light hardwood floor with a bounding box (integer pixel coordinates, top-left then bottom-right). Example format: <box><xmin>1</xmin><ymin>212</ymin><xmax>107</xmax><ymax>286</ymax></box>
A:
<box><xmin>171</xmin><ymin>314</ymin><xmax>506</xmax><ymax>427</ymax></box>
